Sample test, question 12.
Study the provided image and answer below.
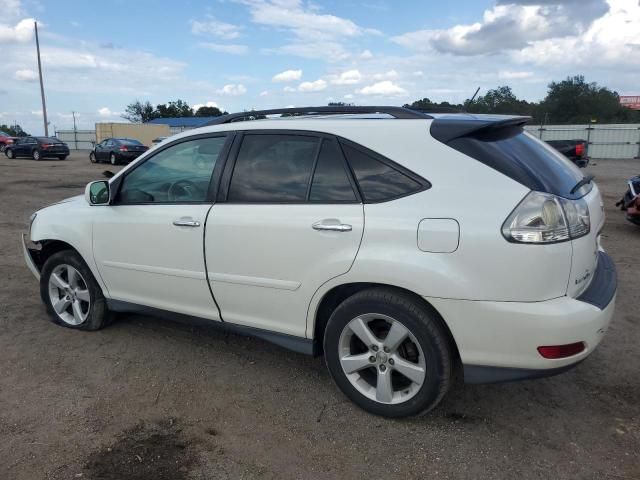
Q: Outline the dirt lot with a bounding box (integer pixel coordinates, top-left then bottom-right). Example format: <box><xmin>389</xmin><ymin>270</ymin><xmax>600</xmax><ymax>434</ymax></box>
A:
<box><xmin>0</xmin><ymin>151</ymin><xmax>638</xmax><ymax>479</ymax></box>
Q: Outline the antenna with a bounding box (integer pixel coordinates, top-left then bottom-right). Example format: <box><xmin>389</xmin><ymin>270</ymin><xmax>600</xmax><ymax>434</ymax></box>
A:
<box><xmin>469</xmin><ymin>87</ymin><xmax>481</xmax><ymax>104</ymax></box>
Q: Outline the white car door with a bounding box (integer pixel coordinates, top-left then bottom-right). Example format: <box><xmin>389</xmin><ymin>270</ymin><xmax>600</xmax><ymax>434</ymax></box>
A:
<box><xmin>93</xmin><ymin>135</ymin><xmax>230</xmax><ymax>320</ymax></box>
<box><xmin>205</xmin><ymin>133</ymin><xmax>364</xmax><ymax>337</ymax></box>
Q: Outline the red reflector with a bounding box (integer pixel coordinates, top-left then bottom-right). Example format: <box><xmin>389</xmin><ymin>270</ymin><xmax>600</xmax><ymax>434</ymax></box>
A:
<box><xmin>575</xmin><ymin>143</ymin><xmax>585</xmax><ymax>157</ymax></box>
<box><xmin>537</xmin><ymin>342</ymin><xmax>585</xmax><ymax>359</ymax></box>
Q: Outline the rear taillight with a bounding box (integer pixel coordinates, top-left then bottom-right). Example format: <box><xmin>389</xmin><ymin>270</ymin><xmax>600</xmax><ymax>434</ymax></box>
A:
<box><xmin>576</xmin><ymin>143</ymin><xmax>585</xmax><ymax>157</ymax></box>
<box><xmin>502</xmin><ymin>191</ymin><xmax>590</xmax><ymax>244</ymax></box>
<box><xmin>41</xmin><ymin>144</ymin><xmax>51</xmax><ymax>148</ymax></box>
<box><xmin>537</xmin><ymin>342</ymin><xmax>585</xmax><ymax>359</ymax></box>
<box><xmin>119</xmin><ymin>146</ymin><xmax>128</xmax><ymax>151</ymax></box>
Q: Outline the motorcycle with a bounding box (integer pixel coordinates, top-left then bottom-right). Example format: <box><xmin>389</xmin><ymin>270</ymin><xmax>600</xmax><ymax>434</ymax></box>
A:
<box><xmin>616</xmin><ymin>175</ymin><xmax>640</xmax><ymax>226</ymax></box>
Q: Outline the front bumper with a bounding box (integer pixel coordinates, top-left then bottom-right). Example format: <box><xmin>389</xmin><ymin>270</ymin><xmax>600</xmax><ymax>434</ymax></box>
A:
<box><xmin>427</xmin><ymin>252</ymin><xmax>617</xmax><ymax>383</ymax></box>
<box><xmin>22</xmin><ymin>233</ymin><xmax>40</xmax><ymax>280</ymax></box>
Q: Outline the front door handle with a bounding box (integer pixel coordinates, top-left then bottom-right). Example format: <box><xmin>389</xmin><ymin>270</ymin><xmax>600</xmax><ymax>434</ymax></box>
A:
<box><xmin>173</xmin><ymin>217</ymin><xmax>201</xmax><ymax>228</ymax></box>
<box><xmin>312</xmin><ymin>220</ymin><xmax>352</xmax><ymax>232</ymax></box>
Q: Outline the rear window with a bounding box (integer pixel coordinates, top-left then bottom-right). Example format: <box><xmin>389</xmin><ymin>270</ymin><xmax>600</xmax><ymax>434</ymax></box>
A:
<box><xmin>445</xmin><ymin>126</ymin><xmax>588</xmax><ymax>199</ymax></box>
<box><xmin>340</xmin><ymin>142</ymin><xmax>424</xmax><ymax>202</ymax></box>
<box><xmin>38</xmin><ymin>137</ymin><xmax>63</xmax><ymax>143</ymax></box>
<box><xmin>118</xmin><ymin>139</ymin><xmax>143</xmax><ymax>146</ymax></box>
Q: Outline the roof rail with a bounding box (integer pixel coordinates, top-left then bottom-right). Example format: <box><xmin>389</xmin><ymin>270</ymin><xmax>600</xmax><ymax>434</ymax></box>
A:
<box><xmin>204</xmin><ymin>106</ymin><xmax>432</xmax><ymax>126</ymax></box>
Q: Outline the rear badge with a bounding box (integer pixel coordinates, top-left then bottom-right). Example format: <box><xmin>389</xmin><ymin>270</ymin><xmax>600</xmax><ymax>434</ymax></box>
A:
<box><xmin>575</xmin><ymin>269</ymin><xmax>592</xmax><ymax>286</ymax></box>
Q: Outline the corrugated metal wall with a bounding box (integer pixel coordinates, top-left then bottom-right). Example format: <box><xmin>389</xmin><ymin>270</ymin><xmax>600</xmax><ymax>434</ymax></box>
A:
<box><xmin>54</xmin><ymin>129</ymin><xmax>96</xmax><ymax>150</ymax></box>
<box><xmin>524</xmin><ymin>124</ymin><xmax>640</xmax><ymax>159</ymax></box>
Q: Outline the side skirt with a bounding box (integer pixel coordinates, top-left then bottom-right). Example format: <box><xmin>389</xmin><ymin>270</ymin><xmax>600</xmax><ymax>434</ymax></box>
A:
<box><xmin>106</xmin><ymin>299</ymin><xmax>315</xmax><ymax>356</ymax></box>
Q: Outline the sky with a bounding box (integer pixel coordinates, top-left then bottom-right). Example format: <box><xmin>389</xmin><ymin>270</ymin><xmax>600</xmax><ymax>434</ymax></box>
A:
<box><xmin>1</xmin><ymin>0</ymin><xmax>639</xmax><ymax>135</ymax></box>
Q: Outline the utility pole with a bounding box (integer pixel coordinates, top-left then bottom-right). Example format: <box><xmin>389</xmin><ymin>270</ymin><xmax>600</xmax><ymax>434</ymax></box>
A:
<box><xmin>34</xmin><ymin>21</ymin><xmax>48</xmax><ymax>137</ymax></box>
<box><xmin>72</xmin><ymin>111</ymin><xmax>78</xmax><ymax>150</ymax></box>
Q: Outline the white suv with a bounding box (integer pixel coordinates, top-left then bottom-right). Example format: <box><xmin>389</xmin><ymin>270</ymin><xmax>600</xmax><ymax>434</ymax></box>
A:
<box><xmin>23</xmin><ymin>106</ymin><xmax>616</xmax><ymax>417</ymax></box>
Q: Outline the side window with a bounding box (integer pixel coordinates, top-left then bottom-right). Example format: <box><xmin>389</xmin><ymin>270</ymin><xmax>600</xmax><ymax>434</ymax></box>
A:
<box><xmin>340</xmin><ymin>142</ymin><xmax>423</xmax><ymax>202</ymax></box>
<box><xmin>228</xmin><ymin>134</ymin><xmax>319</xmax><ymax>203</ymax></box>
<box><xmin>309</xmin><ymin>139</ymin><xmax>357</xmax><ymax>202</ymax></box>
<box><xmin>117</xmin><ymin>136</ymin><xmax>226</xmax><ymax>204</ymax></box>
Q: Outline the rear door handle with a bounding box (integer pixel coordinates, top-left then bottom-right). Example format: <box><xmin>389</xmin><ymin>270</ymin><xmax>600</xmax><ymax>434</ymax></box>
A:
<box><xmin>173</xmin><ymin>217</ymin><xmax>201</xmax><ymax>228</ymax></box>
<box><xmin>312</xmin><ymin>220</ymin><xmax>352</xmax><ymax>232</ymax></box>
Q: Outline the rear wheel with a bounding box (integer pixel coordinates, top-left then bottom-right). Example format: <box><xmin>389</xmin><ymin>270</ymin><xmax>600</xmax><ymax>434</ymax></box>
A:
<box><xmin>32</xmin><ymin>149</ymin><xmax>41</xmax><ymax>161</ymax></box>
<box><xmin>110</xmin><ymin>153</ymin><xmax>118</xmax><ymax>165</ymax></box>
<box><xmin>324</xmin><ymin>288</ymin><xmax>453</xmax><ymax>417</ymax></box>
<box><xmin>6</xmin><ymin>149</ymin><xmax>14</xmax><ymax>159</ymax></box>
<box><xmin>40</xmin><ymin>250</ymin><xmax>111</xmax><ymax>331</ymax></box>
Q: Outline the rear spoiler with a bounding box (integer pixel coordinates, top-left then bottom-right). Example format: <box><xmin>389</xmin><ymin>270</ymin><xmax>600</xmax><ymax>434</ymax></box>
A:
<box><xmin>430</xmin><ymin>116</ymin><xmax>531</xmax><ymax>143</ymax></box>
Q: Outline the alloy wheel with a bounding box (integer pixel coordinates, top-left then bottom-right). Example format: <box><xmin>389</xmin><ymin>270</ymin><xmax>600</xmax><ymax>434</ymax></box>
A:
<box><xmin>48</xmin><ymin>264</ymin><xmax>91</xmax><ymax>326</ymax></box>
<box><xmin>338</xmin><ymin>313</ymin><xmax>426</xmax><ymax>404</ymax></box>
<box><xmin>110</xmin><ymin>154</ymin><xmax>116</xmax><ymax>165</ymax></box>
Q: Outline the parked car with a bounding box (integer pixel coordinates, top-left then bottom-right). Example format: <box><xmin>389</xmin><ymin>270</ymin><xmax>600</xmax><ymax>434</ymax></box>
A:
<box><xmin>5</xmin><ymin>136</ymin><xmax>69</xmax><ymax>160</ymax></box>
<box><xmin>616</xmin><ymin>175</ymin><xmax>640</xmax><ymax>226</ymax></box>
<box><xmin>22</xmin><ymin>106</ymin><xmax>616</xmax><ymax>418</ymax></box>
<box><xmin>90</xmin><ymin>138</ymin><xmax>149</xmax><ymax>165</ymax></box>
<box><xmin>0</xmin><ymin>131</ymin><xmax>16</xmax><ymax>152</ymax></box>
<box><xmin>546</xmin><ymin>139</ymin><xmax>589</xmax><ymax>167</ymax></box>
<box><xmin>152</xmin><ymin>136</ymin><xmax>168</xmax><ymax>145</ymax></box>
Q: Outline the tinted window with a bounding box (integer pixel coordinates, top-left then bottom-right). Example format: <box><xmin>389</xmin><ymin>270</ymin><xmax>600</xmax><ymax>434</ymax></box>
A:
<box><xmin>341</xmin><ymin>143</ymin><xmax>423</xmax><ymax>202</ymax></box>
<box><xmin>118</xmin><ymin>139</ymin><xmax>143</xmax><ymax>146</ymax></box>
<box><xmin>310</xmin><ymin>139</ymin><xmax>357</xmax><ymax>202</ymax></box>
<box><xmin>228</xmin><ymin>134</ymin><xmax>318</xmax><ymax>202</ymax></box>
<box><xmin>446</xmin><ymin>128</ymin><xmax>588</xmax><ymax>199</ymax></box>
<box><xmin>37</xmin><ymin>137</ymin><xmax>62</xmax><ymax>143</ymax></box>
<box><xmin>117</xmin><ymin>136</ymin><xmax>226</xmax><ymax>204</ymax></box>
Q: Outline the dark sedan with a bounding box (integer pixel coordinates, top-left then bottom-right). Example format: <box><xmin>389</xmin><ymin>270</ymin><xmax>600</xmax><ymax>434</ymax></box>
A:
<box><xmin>90</xmin><ymin>138</ymin><xmax>149</xmax><ymax>165</ymax></box>
<box><xmin>4</xmin><ymin>136</ymin><xmax>69</xmax><ymax>160</ymax></box>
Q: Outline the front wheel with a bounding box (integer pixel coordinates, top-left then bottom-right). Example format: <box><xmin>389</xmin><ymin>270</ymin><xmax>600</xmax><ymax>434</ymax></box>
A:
<box><xmin>6</xmin><ymin>149</ymin><xmax>14</xmax><ymax>159</ymax></box>
<box><xmin>40</xmin><ymin>250</ymin><xmax>111</xmax><ymax>331</ymax></box>
<box><xmin>32</xmin><ymin>149</ymin><xmax>41</xmax><ymax>161</ymax></box>
<box><xmin>110</xmin><ymin>153</ymin><xmax>118</xmax><ymax>165</ymax></box>
<box><xmin>324</xmin><ymin>288</ymin><xmax>453</xmax><ymax>417</ymax></box>
<box><xmin>58</xmin><ymin>155</ymin><xmax>68</xmax><ymax>160</ymax></box>
<box><xmin>89</xmin><ymin>152</ymin><xmax>97</xmax><ymax>163</ymax></box>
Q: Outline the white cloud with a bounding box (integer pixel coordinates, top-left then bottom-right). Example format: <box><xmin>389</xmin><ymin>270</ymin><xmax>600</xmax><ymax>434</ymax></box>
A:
<box><xmin>344</xmin><ymin>93</ymin><xmax>354</xmax><ymax>99</ymax></box>
<box><xmin>259</xmin><ymin>90</ymin><xmax>269</xmax><ymax>96</ymax></box>
<box><xmin>0</xmin><ymin>17</ymin><xmax>35</xmax><ymax>43</ymax></box>
<box><xmin>357</xmin><ymin>81</ymin><xmax>408</xmax><ymax>97</ymax></box>
<box><xmin>1</xmin><ymin>0</ymin><xmax>24</xmax><ymax>20</ymax></box>
<box><xmin>199</xmin><ymin>42</ymin><xmax>249</xmax><ymax>55</ymax></box>
<box><xmin>216</xmin><ymin>83</ymin><xmax>247</xmax><ymax>96</ymax></box>
<box><xmin>498</xmin><ymin>70</ymin><xmax>534</xmax><ymax>80</ymax></box>
<box><xmin>330</xmin><ymin>69</ymin><xmax>362</xmax><ymax>85</ymax></box>
<box><xmin>272</xmin><ymin>69</ymin><xmax>302</xmax><ymax>82</ymax></box>
<box><xmin>360</xmin><ymin>49</ymin><xmax>374</xmax><ymax>60</ymax></box>
<box><xmin>14</xmin><ymin>68</ymin><xmax>37</xmax><ymax>81</ymax></box>
<box><xmin>97</xmin><ymin>107</ymin><xmax>122</xmax><ymax>117</ymax></box>
<box><xmin>191</xmin><ymin>17</ymin><xmax>242</xmax><ymax>40</ymax></box>
<box><xmin>193</xmin><ymin>101</ymin><xmax>224</xmax><ymax>111</ymax></box>
<box><xmin>373</xmin><ymin>69</ymin><xmax>398</xmax><ymax>80</ymax></box>
<box><xmin>297</xmin><ymin>79</ymin><xmax>327</xmax><ymax>92</ymax></box>
<box><xmin>283</xmin><ymin>86</ymin><xmax>296</xmax><ymax>92</ymax></box>
<box><xmin>272</xmin><ymin>41</ymin><xmax>350</xmax><ymax>61</ymax></box>
<box><xmin>413</xmin><ymin>71</ymin><xmax>424</xmax><ymax>77</ymax></box>
<box><xmin>392</xmin><ymin>1</ymin><xmax>608</xmax><ymax>56</ymax></box>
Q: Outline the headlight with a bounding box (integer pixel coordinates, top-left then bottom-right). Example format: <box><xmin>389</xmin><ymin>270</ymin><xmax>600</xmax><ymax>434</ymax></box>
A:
<box><xmin>502</xmin><ymin>191</ymin><xmax>590</xmax><ymax>244</ymax></box>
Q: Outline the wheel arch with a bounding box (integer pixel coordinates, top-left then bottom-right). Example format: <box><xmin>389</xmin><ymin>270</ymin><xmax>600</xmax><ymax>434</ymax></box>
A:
<box><xmin>32</xmin><ymin>239</ymin><xmax>83</xmax><ymax>272</ymax></box>
<box><xmin>310</xmin><ymin>282</ymin><xmax>461</xmax><ymax>366</ymax></box>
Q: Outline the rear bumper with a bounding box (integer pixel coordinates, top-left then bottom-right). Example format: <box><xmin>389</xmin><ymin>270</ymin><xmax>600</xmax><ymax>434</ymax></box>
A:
<box><xmin>427</xmin><ymin>252</ymin><xmax>617</xmax><ymax>383</ymax></box>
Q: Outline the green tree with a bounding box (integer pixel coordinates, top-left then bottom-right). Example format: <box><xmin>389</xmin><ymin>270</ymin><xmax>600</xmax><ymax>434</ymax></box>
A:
<box><xmin>195</xmin><ymin>105</ymin><xmax>224</xmax><ymax>117</ymax></box>
<box><xmin>121</xmin><ymin>100</ymin><xmax>157</xmax><ymax>123</ymax></box>
<box><xmin>403</xmin><ymin>98</ymin><xmax>463</xmax><ymax>112</ymax></box>
<box><xmin>466</xmin><ymin>86</ymin><xmax>534</xmax><ymax>116</ymax></box>
<box><xmin>155</xmin><ymin>100</ymin><xmax>193</xmax><ymax>118</ymax></box>
<box><xmin>537</xmin><ymin>75</ymin><xmax>640</xmax><ymax>124</ymax></box>
<box><xmin>0</xmin><ymin>124</ymin><xmax>28</xmax><ymax>136</ymax></box>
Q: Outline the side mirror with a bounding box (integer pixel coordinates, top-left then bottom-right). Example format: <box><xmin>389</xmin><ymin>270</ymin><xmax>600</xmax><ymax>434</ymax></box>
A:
<box><xmin>85</xmin><ymin>180</ymin><xmax>110</xmax><ymax>205</ymax></box>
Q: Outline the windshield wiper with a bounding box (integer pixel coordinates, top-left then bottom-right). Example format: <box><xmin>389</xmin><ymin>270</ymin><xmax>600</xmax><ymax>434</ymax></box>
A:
<box><xmin>570</xmin><ymin>174</ymin><xmax>594</xmax><ymax>195</ymax></box>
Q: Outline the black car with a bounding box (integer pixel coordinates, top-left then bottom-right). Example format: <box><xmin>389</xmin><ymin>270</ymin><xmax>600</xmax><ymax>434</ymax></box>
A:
<box><xmin>90</xmin><ymin>138</ymin><xmax>149</xmax><ymax>165</ymax></box>
<box><xmin>545</xmin><ymin>139</ymin><xmax>589</xmax><ymax>168</ymax></box>
<box><xmin>4</xmin><ymin>136</ymin><xmax>69</xmax><ymax>160</ymax></box>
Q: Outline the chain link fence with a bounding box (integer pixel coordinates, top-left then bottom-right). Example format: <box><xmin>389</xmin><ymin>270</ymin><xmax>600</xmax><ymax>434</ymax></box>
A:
<box><xmin>524</xmin><ymin>124</ymin><xmax>640</xmax><ymax>159</ymax></box>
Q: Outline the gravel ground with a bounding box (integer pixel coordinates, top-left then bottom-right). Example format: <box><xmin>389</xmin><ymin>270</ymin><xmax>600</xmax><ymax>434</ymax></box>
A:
<box><xmin>0</xmin><ymin>151</ymin><xmax>638</xmax><ymax>480</ymax></box>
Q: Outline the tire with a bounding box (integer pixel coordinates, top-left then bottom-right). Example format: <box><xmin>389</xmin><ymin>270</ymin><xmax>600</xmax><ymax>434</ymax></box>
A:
<box><xmin>58</xmin><ymin>155</ymin><xmax>68</xmax><ymax>160</ymax></box>
<box><xmin>32</xmin><ymin>149</ymin><xmax>41</xmax><ymax>161</ymax></box>
<box><xmin>40</xmin><ymin>250</ymin><xmax>112</xmax><ymax>331</ymax></box>
<box><xmin>110</xmin><ymin>153</ymin><xmax>118</xmax><ymax>165</ymax></box>
<box><xmin>324</xmin><ymin>287</ymin><xmax>453</xmax><ymax>417</ymax></box>
<box><xmin>89</xmin><ymin>152</ymin><xmax>96</xmax><ymax>163</ymax></box>
<box><xmin>6</xmin><ymin>149</ymin><xmax>14</xmax><ymax>159</ymax></box>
